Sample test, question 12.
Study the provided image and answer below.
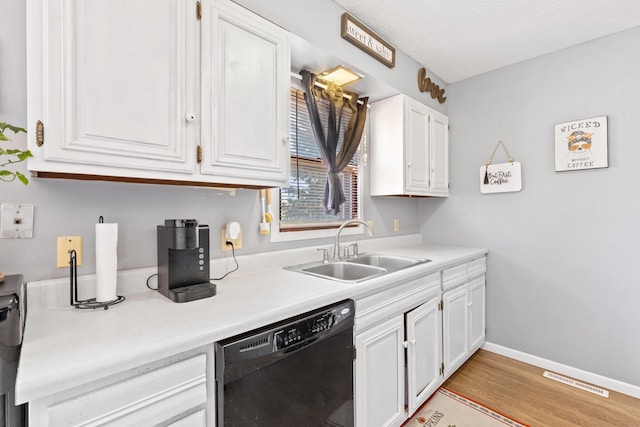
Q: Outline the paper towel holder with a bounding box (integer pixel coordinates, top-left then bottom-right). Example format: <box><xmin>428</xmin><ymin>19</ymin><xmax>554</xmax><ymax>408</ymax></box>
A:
<box><xmin>69</xmin><ymin>250</ymin><xmax>125</xmax><ymax>310</ymax></box>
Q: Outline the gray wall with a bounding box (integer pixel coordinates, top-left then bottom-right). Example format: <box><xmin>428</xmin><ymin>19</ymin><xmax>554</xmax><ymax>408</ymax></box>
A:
<box><xmin>420</xmin><ymin>27</ymin><xmax>640</xmax><ymax>386</ymax></box>
<box><xmin>235</xmin><ymin>0</ymin><xmax>448</xmax><ymax>112</ymax></box>
<box><xmin>0</xmin><ymin>0</ymin><xmax>430</xmax><ymax>282</ymax></box>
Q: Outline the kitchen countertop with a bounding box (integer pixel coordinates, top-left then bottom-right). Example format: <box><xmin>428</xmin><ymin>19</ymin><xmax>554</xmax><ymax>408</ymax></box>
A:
<box><xmin>15</xmin><ymin>235</ymin><xmax>487</xmax><ymax>404</ymax></box>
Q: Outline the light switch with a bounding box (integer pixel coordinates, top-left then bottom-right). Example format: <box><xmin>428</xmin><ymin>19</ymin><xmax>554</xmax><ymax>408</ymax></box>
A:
<box><xmin>0</xmin><ymin>203</ymin><xmax>35</xmax><ymax>238</ymax></box>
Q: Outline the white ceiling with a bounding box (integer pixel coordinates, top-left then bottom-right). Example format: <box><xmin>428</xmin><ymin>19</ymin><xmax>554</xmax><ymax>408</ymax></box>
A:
<box><xmin>334</xmin><ymin>0</ymin><xmax>640</xmax><ymax>83</ymax></box>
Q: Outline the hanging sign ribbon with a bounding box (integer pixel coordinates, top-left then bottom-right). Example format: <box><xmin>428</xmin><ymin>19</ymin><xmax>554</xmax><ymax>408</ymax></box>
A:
<box><xmin>480</xmin><ymin>141</ymin><xmax>522</xmax><ymax>194</ymax></box>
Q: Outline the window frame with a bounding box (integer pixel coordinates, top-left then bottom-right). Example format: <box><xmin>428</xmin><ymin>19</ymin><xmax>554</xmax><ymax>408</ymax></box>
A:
<box><xmin>270</xmin><ymin>79</ymin><xmax>367</xmax><ymax>243</ymax></box>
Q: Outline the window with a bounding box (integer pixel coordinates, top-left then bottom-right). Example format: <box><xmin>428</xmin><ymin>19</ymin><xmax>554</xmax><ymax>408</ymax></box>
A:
<box><xmin>278</xmin><ymin>86</ymin><xmax>362</xmax><ymax>233</ymax></box>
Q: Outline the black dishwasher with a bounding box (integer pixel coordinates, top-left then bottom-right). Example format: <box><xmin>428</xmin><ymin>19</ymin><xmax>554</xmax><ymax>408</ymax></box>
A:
<box><xmin>215</xmin><ymin>299</ymin><xmax>354</xmax><ymax>427</ymax></box>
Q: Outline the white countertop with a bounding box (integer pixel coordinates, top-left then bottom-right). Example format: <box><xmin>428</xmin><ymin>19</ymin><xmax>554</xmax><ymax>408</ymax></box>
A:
<box><xmin>16</xmin><ymin>235</ymin><xmax>487</xmax><ymax>404</ymax></box>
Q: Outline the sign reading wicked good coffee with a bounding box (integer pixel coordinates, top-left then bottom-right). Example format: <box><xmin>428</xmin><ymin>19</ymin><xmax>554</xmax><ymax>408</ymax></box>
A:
<box><xmin>341</xmin><ymin>13</ymin><xmax>395</xmax><ymax>68</ymax></box>
<box><xmin>554</xmin><ymin>116</ymin><xmax>608</xmax><ymax>172</ymax></box>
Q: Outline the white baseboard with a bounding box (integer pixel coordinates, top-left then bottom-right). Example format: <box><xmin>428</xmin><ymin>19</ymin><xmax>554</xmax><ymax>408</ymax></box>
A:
<box><xmin>482</xmin><ymin>342</ymin><xmax>640</xmax><ymax>399</ymax></box>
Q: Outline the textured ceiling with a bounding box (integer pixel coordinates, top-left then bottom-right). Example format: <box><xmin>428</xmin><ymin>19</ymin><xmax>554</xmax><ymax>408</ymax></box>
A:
<box><xmin>334</xmin><ymin>0</ymin><xmax>640</xmax><ymax>83</ymax></box>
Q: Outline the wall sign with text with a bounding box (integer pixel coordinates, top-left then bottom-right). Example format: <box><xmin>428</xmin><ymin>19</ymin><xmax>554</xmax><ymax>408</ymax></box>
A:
<box><xmin>341</xmin><ymin>13</ymin><xmax>395</xmax><ymax>68</ymax></box>
<box><xmin>480</xmin><ymin>162</ymin><xmax>522</xmax><ymax>194</ymax></box>
<box><xmin>554</xmin><ymin>116</ymin><xmax>608</xmax><ymax>172</ymax></box>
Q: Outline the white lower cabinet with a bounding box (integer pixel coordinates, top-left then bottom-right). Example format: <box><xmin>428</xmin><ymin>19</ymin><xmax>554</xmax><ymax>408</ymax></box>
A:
<box><xmin>28</xmin><ymin>346</ymin><xmax>214</xmax><ymax>427</ymax></box>
<box><xmin>354</xmin><ymin>255</ymin><xmax>487</xmax><ymax>426</ymax></box>
<box><xmin>354</xmin><ymin>273</ymin><xmax>442</xmax><ymax>427</ymax></box>
<box><xmin>355</xmin><ymin>314</ymin><xmax>406</xmax><ymax>427</ymax></box>
<box><xmin>406</xmin><ymin>296</ymin><xmax>442</xmax><ymax>415</ymax></box>
<box><xmin>167</xmin><ymin>409</ymin><xmax>207</xmax><ymax>427</ymax></box>
<box><xmin>442</xmin><ymin>260</ymin><xmax>487</xmax><ymax>378</ymax></box>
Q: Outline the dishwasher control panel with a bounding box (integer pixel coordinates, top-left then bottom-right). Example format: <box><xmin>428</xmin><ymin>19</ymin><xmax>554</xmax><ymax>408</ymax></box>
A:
<box><xmin>311</xmin><ymin>312</ymin><xmax>334</xmax><ymax>333</ymax></box>
<box><xmin>274</xmin><ymin>312</ymin><xmax>335</xmax><ymax>350</ymax></box>
<box><xmin>273</xmin><ymin>301</ymin><xmax>352</xmax><ymax>351</ymax></box>
<box><xmin>220</xmin><ymin>299</ymin><xmax>354</xmax><ymax>361</ymax></box>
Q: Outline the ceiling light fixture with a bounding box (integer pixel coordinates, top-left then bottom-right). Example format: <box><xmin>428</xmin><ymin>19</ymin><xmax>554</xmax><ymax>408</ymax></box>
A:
<box><xmin>319</xmin><ymin>65</ymin><xmax>363</xmax><ymax>86</ymax></box>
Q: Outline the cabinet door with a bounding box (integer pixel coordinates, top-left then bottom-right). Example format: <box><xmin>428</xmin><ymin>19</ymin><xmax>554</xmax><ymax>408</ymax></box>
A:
<box><xmin>406</xmin><ymin>296</ymin><xmax>442</xmax><ymax>415</ymax></box>
<box><xmin>42</xmin><ymin>353</ymin><xmax>209</xmax><ymax>426</ymax></box>
<box><xmin>468</xmin><ymin>276</ymin><xmax>486</xmax><ymax>352</ymax></box>
<box><xmin>200</xmin><ymin>0</ymin><xmax>290</xmax><ymax>186</ymax></box>
<box><xmin>168</xmin><ymin>409</ymin><xmax>207</xmax><ymax>426</ymax></box>
<box><xmin>429</xmin><ymin>110</ymin><xmax>449</xmax><ymax>195</ymax></box>
<box><xmin>29</xmin><ymin>0</ymin><xmax>198</xmax><ymax>174</ymax></box>
<box><xmin>442</xmin><ymin>285</ymin><xmax>469</xmax><ymax>378</ymax></box>
<box><xmin>355</xmin><ymin>314</ymin><xmax>405</xmax><ymax>427</ymax></box>
<box><xmin>404</xmin><ymin>97</ymin><xmax>431</xmax><ymax>194</ymax></box>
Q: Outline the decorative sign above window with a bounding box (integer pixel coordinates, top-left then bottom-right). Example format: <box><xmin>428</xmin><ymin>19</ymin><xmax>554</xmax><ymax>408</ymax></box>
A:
<box><xmin>341</xmin><ymin>13</ymin><xmax>395</xmax><ymax>68</ymax></box>
<box><xmin>554</xmin><ymin>116</ymin><xmax>608</xmax><ymax>172</ymax></box>
<box><xmin>480</xmin><ymin>140</ymin><xmax>522</xmax><ymax>194</ymax></box>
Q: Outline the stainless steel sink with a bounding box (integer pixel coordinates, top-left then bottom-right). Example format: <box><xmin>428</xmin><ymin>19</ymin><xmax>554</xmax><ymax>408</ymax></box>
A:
<box><xmin>302</xmin><ymin>262</ymin><xmax>386</xmax><ymax>282</ymax></box>
<box><xmin>285</xmin><ymin>253</ymin><xmax>430</xmax><ymax>283</ymax></box>
<box><xmin>345</xmin><ymin>253</ymin><xmax>430</xmax><ymax>271</ymax></box>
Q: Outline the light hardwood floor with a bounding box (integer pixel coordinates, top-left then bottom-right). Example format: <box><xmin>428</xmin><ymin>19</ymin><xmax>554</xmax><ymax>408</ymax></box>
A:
<box><xmin>440</xmin><ymin>349</ymin><xmax>640</xmax><ymax>426</ymax></box>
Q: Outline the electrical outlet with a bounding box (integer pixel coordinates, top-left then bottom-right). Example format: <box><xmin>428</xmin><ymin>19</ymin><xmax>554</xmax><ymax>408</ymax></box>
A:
<box><xmin>57</xmin><ymin>236</ymin><xmax>82</xmax><ymax>268</ymax></box>
<box><xmin>394</xmin><ymin>219</ymin><xmax>400</xmax><ymax>232</ymax></box>
<box><xmin>221</xmin><ymin>228</ymin><xmax>242</xmax><ymax>251</ymax></box>
<box><xmin>0</xmin><ymin>203</ymin><xmax>35</xmax><ymax>238</ymax></box>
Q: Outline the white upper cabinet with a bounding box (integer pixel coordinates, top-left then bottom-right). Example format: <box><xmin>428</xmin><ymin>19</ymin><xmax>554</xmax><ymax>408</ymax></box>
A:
<box><xmin>200</xmin><ymin>0</ymin><xmax>290</xmax><ymax>186</ymax></box>
<box><xmin>27</xmin><ymin>0</ymin><xmax>290</xmax><ymax>187</ymax></box>
<box><xmin>429</xmin><ymin>109</ymin><xmax>449</xmax><ymax>195</ymax></box>
<box><xmin>27</xmin><ymin>0</ymin><xmax>199</xmax><ymax>178</ymax></box>
<box><xmin>369</xmin><ymin>94</ymin><xmax>449</xmax><ymax>197</ymax></box>
<box><xmin>404</xmin><ymin>97</ymin><xmax>431</xmax><ymax>193</ymax></box>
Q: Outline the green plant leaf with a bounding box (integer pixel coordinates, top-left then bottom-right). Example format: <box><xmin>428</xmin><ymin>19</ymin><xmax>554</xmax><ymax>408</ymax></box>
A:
<box><xmin>17</xmin><ymin>150</ymin><xmax>33</xmax><ymax>161</ymax></box>
<box><xmin>16</xmin><ymin>172</ymin><xmax>29</xmax><ymax>185</ymax></box>
<box><xmin>0</xmin><ymin>122</ymin><xmax>26</xmax><ymax>134</ymax></box>
<box><xmin>8</xmin><ymin>124</ymin><xmax>27</xmax><ymax>134</ymax></box>
<box><xmin>0</xmin><ymin>122</ymin><xmax>29</xmax><ymax>185</ymax></box>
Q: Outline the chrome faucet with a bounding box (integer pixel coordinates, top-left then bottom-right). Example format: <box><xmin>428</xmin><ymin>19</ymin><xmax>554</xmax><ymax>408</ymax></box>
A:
<box><xmin>333</xmin><ymin>220</ymin><xmax>374</xmax><ymax>260</ymax></box>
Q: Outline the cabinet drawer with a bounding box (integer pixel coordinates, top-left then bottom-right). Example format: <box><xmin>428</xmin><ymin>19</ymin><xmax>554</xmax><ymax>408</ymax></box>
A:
<box><xmin>442</xmin><ymin>257</ymin><xmax>486</xmax><ymax>291</ymax></box>
<box><xmin>355</xmin><ymin>272</ymin><xmax>440</xmax><ymax>333</ymax></box>
<box><xmin>47</xmin><ymin>354</ymin><xmax>208</xmax><ymax>426</ymax></box>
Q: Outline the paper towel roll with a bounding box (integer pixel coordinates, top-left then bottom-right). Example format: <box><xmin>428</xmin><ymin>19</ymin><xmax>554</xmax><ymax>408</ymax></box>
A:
<box><xmin>95</xmin><ymin>222</ymin><xmax>118</xmax><ymax>302</ymax></box>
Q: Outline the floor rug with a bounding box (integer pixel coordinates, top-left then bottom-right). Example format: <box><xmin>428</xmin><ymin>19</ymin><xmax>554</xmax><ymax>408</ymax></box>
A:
<box><xmin>406</xmin><ymin>387</ymin><xmax>529</xmax><ymax>427</ymax></box>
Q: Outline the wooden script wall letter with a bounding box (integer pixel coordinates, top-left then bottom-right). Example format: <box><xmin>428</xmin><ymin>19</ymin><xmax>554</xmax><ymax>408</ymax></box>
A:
<box><xmin>418</xmin><ymin>67</ymin><xmax>446</xmax><ymax>104</ymax></box>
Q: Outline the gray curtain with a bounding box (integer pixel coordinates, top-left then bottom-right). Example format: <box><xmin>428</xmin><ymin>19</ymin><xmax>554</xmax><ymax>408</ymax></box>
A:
<box><xmin>300</xmin><ymin>70</ymin><xmax>368</xmax><ymax>214</ymax></box>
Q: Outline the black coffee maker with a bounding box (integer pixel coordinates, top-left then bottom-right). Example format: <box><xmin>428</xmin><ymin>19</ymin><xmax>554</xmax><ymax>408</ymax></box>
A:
<box><xmin>157</xmin><ymin>219</ymin><xmax>217</xmax><ymax>302</ymax></box>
